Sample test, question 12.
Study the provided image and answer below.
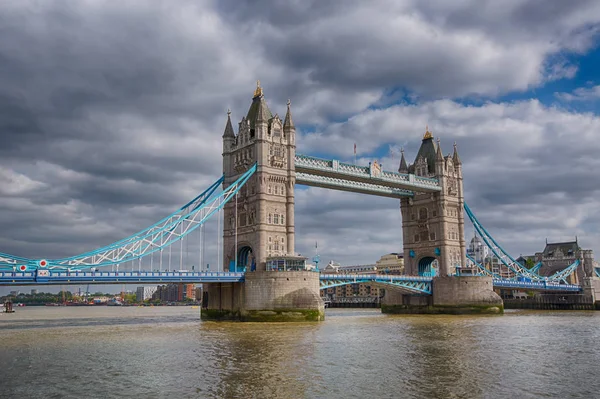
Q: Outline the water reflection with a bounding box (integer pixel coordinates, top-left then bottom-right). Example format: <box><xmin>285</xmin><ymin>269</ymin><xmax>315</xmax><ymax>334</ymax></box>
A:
<box><xmin>199</xmin><ymin>322</ymin><xmax>322</xmax><ymax>398</ymax></box>
<box><xmin>1</xmin><ymin>307</ymin><xmax>599</xmax><ymax>398</ymax></box>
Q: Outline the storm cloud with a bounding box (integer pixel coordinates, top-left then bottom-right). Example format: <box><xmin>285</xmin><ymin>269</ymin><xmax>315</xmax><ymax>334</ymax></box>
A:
<box><xmin>1</xmin><ymin>0</ymin><xmax>600</xmax><ymax>286</ymax></box>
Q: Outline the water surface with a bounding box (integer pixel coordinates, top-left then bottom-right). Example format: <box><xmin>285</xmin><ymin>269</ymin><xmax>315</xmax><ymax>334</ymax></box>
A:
<box><xmin>1</xmin><ymin>307</ymin><xmax>598</xmax><ymax>398</ymax></box>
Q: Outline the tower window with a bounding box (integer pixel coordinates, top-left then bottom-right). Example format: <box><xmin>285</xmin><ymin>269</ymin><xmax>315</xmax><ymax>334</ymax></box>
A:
<box><xmin>281</xmin><ymin>215</ymin><xmax>285</xmax><ymax>225</ymax></box>
<box><xmin>418</xmin><ymin>207</ymin><xmax>428</xmax><ymax>220</ymax></box>
<box><xmin>274</xmin><ymin>214</ymin><xmax>279</xmax><ymax>224</ymax></box>
<box><xmin>268</xmin><ymin>214</ymin><xmax>272</xmax><ymax>224</ymax></box>
<box><xmin>250</xmin><ymin>129</ymin><xmax>255</xmax><ymax>139</ymax></box>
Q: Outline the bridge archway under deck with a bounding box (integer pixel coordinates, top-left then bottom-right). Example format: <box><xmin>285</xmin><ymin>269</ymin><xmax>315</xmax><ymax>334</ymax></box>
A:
<box><xmin>234</xmin><ymin>245</ymin><xmax>255</xmax><ymax>272</ymax></box>
<box><xmin>418</xmin><ymin>257</ymin><xmax>438</xmax><ymax>277</ymax></box>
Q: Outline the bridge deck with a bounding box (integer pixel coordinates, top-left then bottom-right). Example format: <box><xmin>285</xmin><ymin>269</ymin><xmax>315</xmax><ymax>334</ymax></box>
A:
<box><xmin>0</xmin><ymin>271</ymin><xmax>583</xmax><ymax>293</ymax></box>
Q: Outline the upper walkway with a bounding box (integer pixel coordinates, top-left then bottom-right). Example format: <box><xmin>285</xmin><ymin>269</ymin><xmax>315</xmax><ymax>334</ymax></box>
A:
<box><xmin>294</xmin><ymin>154</ymin><xmax>441</xmax><ymax>197</ymax></box>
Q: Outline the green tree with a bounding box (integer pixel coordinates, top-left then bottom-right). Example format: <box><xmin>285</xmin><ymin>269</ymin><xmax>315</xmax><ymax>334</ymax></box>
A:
<box><xmin>525</xmin><ymin>258</ymin><xmax>535</xmax><ymax>269</ymax></box>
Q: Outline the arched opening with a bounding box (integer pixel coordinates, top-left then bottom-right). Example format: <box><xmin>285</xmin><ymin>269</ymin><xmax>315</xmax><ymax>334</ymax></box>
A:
<box><xmin>232</xmin><ymin>246</ymin><xmax>255</xmax><ymax>272</ymax></box>
<box><xmin>418</xmin><ymin>257</ymin><xmax>438</xmax><ymax>277</ymax></box>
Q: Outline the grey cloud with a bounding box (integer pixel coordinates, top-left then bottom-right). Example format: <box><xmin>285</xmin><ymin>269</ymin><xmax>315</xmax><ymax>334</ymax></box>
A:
<box><xmin>1</xmin><ymin>1</ymin><xmax>600</xmax><ymax>296</ymax></box>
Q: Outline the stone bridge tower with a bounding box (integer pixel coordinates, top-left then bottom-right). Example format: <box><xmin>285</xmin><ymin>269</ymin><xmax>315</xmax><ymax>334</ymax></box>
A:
<box><xmin>399</xmin><ymin>128</ymin><xmax>466</xmax><ymax>276</ymax></box>
<box><xmin>221</xmin><ymin>82</ymin><xmax>296</xmax><ymax>272</ymax></box>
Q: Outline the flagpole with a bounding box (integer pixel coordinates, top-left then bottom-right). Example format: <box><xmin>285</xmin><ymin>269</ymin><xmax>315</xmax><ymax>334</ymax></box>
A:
<box><xmin>354</xmin><ymin>143</ymin><xmax>357</xmax><ymax>165</ymax></box>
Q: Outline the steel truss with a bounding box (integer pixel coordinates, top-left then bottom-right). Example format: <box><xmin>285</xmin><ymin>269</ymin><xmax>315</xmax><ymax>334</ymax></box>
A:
<box><xmin>464</xmin><ymin>203</ymin><xmax>580</xmax><ymax>283</ymax></box>
<box><xmin>0</xmin><ymin>165</ymin><xmax>257</xmax><ymax>271</ymax></box>
<box><xmin>319</xmin><ymin>274</ymin><xmax>432</xmax><ymax>295</ymax></box>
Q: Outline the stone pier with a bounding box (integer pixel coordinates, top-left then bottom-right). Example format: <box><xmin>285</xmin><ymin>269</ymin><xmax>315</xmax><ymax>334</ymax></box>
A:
<box><xmin>382</xmin><ymin>276</ymin><xmax>504</xmax><ymax>314</ymax></box>
<box><xmin>201</xmin><ymin>271</ymin><xmax>324</xmax><ymax>322</ymax></box>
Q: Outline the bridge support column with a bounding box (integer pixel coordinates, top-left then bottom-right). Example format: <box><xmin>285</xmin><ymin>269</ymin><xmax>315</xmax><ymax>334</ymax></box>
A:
<box><xmin>201</xmin><ymin>282</ymin><xmax>245</xmax><ymax>320</ymax></box>
<box><xmin>582</xmin><ymin>277</ymin><xmax>600</xmax><ymax>310</ymax></box>
<box><xmin>382</xmin><ymin>276</ymin><xmax>503</xmax><ymax>314</ymax></box>
<box><xmin>202</xmin><ymin>271</ymin><xmax>324</xmax><ymax>321</ymax></box>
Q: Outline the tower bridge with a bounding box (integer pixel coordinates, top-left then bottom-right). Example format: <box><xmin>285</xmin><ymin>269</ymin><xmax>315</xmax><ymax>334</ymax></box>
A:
<box><xmin>1</xmin><ymin>82</ymin><xmax>599</xmax><ymax>319</ymax></box>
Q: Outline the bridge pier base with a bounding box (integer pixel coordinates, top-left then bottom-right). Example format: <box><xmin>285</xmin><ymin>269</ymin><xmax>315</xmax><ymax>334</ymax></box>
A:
<box><xmin>582</xmin><ymin>277</ymin><xmax>600</xmax><ymax>310</ymax></box>
<box><xmin>382</xmin><ymin>276</ymin><xmax>503</xmax><ymax>314</ymax></box>
<box><xmin>201</xmin><ymin>271</ymin><xmax>325</xmax><ymax>322</ymax></box>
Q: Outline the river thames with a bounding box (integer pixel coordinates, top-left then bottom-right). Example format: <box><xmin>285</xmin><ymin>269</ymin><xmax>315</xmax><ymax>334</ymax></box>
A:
<box><xmin>1</xmin><ymin>307</ymin><xmax>599</xmax><ymax>398</ymax></box>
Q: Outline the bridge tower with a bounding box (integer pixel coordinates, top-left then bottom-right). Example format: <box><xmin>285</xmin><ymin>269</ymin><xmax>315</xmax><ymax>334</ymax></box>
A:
<box><xmin>399</xmin><ymin>128</ymin><xmax>467</xmax><ymax>277</ymax></box>
<box><xmin>204</xmin><ymin>82</ymin><xmax>323</xmax><ymax>322</ymax></box>
<box><xmin>222</xmin><ymin>81</ymin><xmax>297</xmax><ymax>272</ymax></box>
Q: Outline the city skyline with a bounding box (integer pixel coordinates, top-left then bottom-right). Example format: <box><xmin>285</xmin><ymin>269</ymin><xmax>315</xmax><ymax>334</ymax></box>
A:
<box><xmin>2</xmin><ymin>2</ymin><xmax>600</xmax><ymax>294</ymax></box>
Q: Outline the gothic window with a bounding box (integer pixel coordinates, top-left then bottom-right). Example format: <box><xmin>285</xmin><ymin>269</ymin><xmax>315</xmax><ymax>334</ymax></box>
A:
<box><xmin>268</xmin><ymin>214</ymin><xmax>272</xmax><ymax>224</ymax></box>
<box><xmin>268</xmin><ymin>245</ymin><xmax>272</xmax><ymax>251</ymax></box>
<box><xmin>432</xmin><ymin>210</ymin><xmax>437</xmax><ymax>217</ymax></box>
<box><xmin>239</xmin><ymin>213</ymin><xmax>247</xmax><ymax>227</ymax></box>
<box><xmin>420</xmin><ymin>231</ymin><xmax>429</xmax><ymax>242</ymax></box>
<box><xmin>418</xmin><ymin>207</ymin><xmax>428</xmax><ymax>220</ymax></box>
<box><xmin>414</xmin><ymin>234</ymin><xmax>420</xmax><ymax>242</ymax></box>
<box><xmin>274</xmin><ymin>214</ymin><xmax>279</xmax><ymax>224</ymax></box>
<box><xmin>281</xmin><ymin>215</ymin><xmax>285</xmax><ymax>225</ymax></box>
<box><xmin>268</xmin><ymin>185</ymin><xmax>272</xmax><ymax>194</ymax></box>
<box><xmin>281</xmin><ymin>238</ymin><xmax>285</xmax><ymax>243</ymax></box>
<box><xmin>250</xmin><ymin>129</ymin><xmax>255</xmax><ymax>139</ymax></box>
<box><xmin>273</xmin><ymin>145</ymin><xmax>282</xmax><ymax>157</ymax></box>
<box><xmin>269</xmin><ymin>237</ymin><xmax>272</xmax><ymax>243</ymax></box>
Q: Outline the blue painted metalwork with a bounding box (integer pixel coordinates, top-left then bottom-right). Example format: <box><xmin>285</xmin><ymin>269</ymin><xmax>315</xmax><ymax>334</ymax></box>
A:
<box><xmin>492</xmin><ymin>278</ymin><xmax>581</xmax><ymax>292</ymax></box>
<box><xmin>417</xmin><ymin>257</ymin><xmax>438</xmax><ymax>277</ymax></box>
<box><xmin>0</xmin><ymin>165</ymin><xmax>257</xmax><ymax>272</ymax></box>
<box><xmin>0</xmin><ymin>270</ymin><xmax>244</xmax><ymax>286</ymax></box>
<box><xmin>464</xmin><ymin>203</ymin><xmax>580</xmax><ymax>283</ymax></box>
<box><xmin>319</xmin><ymin>274</ymin><xmax>433</xmax><ymax>295</ymax></box>
<box><xmin>595</xmin><ymin>268</ymin><xmax>600</xmax><ymax>278</ymax></box>
<box><xmin>294</xmin><ymin>154</ymin><xmax>441</xmax><ymax>193</ymax></box>
<box><xmin>466</xmin><ymin>254</ymin><xmax>502</xmax><ymax>278</ymax></box>
<box><xmin>530</xmin><ymin>261</ymin><xmax>543</xmax><ymax>274</ymax></box>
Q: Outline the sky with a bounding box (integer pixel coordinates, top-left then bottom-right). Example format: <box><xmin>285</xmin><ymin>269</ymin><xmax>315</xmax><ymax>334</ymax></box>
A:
<box><xmin>2</xmin><ymin>0</ymin><xmax>600</xmax><ymax>294</ymax></box>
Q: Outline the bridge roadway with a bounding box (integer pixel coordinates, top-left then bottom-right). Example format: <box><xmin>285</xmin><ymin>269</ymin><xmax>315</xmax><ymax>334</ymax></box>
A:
<box><xmin>0</xmin><ymin>271</ymin><xmax>582</xmax><ymax>294</ymax></box>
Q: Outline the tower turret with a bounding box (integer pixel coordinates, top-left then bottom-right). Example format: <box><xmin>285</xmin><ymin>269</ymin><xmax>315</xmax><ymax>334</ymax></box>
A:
<box><xmin>398</xmin><ymin>148</ymin><xmax>408</xmax><ymax>173</ymax></box>
<box><xmin>435</xmin><ymin>137</ymin><xmax>444</xmax><ymax>175</ymax></box>
<box><xmin>222</xmin><ymin>109</ymin><xmax>236</xmax><ymax>178</ymax></box>
<box><xmin>283</xmin><ymin>99</ymin><xmax>295</xmax><ymax>145</ymax></box>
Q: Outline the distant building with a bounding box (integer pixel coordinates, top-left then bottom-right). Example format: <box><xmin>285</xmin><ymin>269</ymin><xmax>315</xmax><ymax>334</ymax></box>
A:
<box><xmin>30</xmin><ymin>289</ymin><xmax>38</xmax><ymax>295</ymax></box>
<box><xmin>151</xmin><ymin>283</ymin><xmax>195</xmax><ymax>302</ymax></box>
<box><xmin>375</xmin><ymin>253</ymin><xmax>404</xmax><ymax>274</ymax></box>
<box><xmin>320</xmin><ymin>253</ymin><xmax>404</xmax><ymax>303</ymax></box>
<box><xmin>467</xmin><ymin>234</ymin><xmax>489</xmax><ymax>264</ymax></box>
<box><xmin>136</xmin><ymin>286</ymin><xmax>158</xmax><ymax>302</ymax></box>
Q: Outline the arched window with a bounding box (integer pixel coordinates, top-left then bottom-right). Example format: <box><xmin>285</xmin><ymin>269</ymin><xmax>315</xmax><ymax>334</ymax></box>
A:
<box><xmin>268</xmin><ymin>214</ymin><xmax>272</xmax><ymax>224</ymax></box>
<box><xmin>418</xmin><ymin>207</ymin><xmax>428</xmax><ymax>220</ymax></box>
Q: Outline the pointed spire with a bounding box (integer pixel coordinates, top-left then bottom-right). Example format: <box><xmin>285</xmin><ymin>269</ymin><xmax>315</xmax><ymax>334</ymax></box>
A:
<box><xmin>398</xmin><ymin>148</ymin><xmax>408</xmax><ymax>173</ymax></box>
<box><xmin>222</xmin><ymin>109</ymin><xmax>235</xmax><ymax>138</ymax></box>
<box><xmin>452</xmin><ymin>141</ymin><xmax>462</xmax><ymax>165</ymax></box>
<box><xmin>436</xmin><ymin>137</ymin><xmax>444</xmax><ymax>161</ymax></box>
<box><xmin>423</xmin><ymin>125</ymin><xmax>433</xmax><ymax>140</ymax></box>
<box><xmin>284</xmin><ymin>99</ymin><xmax>294</xmax><ymax>129</ymax></box>
<box><xmin>253</xmin><ymin>80</ymin><xmax>263</xmax><ymax>98</ymax></box>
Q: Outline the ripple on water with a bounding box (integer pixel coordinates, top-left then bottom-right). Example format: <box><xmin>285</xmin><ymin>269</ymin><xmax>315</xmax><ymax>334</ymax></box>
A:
<box><xmin>1</xmin><ymin>307</ymin><xmax>599</xmax><ymax>398</ymax></box>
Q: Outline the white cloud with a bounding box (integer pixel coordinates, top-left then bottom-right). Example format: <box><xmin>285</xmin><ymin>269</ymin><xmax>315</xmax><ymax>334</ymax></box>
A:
<box><xmin>556</xmin><ymin>85</ymin><xmax>600</xmax><ymax>101</ymax></box>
